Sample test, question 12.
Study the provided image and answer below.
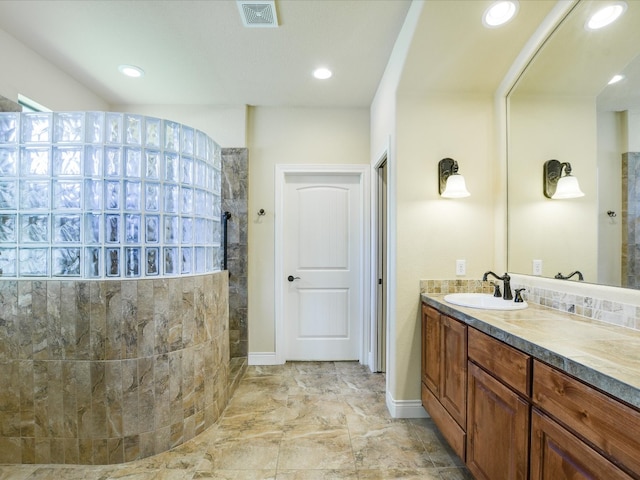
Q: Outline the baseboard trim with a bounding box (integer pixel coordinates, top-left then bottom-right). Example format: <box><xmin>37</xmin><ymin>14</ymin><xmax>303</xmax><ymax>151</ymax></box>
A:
<box><xmin>386</xmin><ymin>391</ymin><xmax>429</xmax><ymax>419</ymax></box>
<box><xmin>248</xmin><ymin>352</ymin><xmax>280</xmax><ymax>365</ymax></box>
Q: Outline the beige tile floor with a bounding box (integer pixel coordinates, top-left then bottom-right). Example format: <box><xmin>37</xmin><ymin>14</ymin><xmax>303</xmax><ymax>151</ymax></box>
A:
<box><xmin>0</xmin><ymin>362</ymin><xmax>473</xmax><ymax>480</ymax></box>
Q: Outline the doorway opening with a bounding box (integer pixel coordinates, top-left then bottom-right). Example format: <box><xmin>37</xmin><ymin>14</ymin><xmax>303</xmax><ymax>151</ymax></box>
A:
<box><xmin>375</xmin><ymin>157</ymin><xmax>388</xmax><ymax>373</ymax></box>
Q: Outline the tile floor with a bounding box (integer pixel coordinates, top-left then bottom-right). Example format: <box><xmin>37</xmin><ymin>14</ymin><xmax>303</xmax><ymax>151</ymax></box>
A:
<box><xmin>0</xmin><ymin>361</ymin><xmax>472</xmax><ymax>479</ymax></box>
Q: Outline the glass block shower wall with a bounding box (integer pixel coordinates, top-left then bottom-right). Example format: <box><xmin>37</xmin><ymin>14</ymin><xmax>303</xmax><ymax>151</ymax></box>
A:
<box><xmin>0</xmin><ymin>112</ymin><xmax>222</xmax><ymax>278</ymax></box>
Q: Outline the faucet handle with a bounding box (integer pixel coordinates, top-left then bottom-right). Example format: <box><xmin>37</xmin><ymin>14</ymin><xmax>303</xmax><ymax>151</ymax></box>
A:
<box><xmin>490</xmin><ymin>281</ymin><xmax>502</xmax><ymax>297</ymax></box>
<box><xmin>514</xmin><ymin>288</ymin><xmax>526</xmax><ymax>303</ymax></box>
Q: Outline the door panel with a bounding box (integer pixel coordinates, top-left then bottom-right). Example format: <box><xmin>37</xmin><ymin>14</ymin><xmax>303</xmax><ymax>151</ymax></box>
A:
<box><xmin>284</xmin><ymin>173</ymin><xmax>362</xmax><ymax>361</ymax></box>
<box><xmin>298</xmin><ymin>187</ymin><xmax>349</xmax><ymax>268</ymax></box>
<box><xmin>467</xmin><ymin>362</ymin><xmax>529</xmax><ymax>480</ymax></box>
<box><xmin>530</xmin><ymin>409</ymin><xmax>633</xmax><ymax>480</ymax></box>
<box><xmin>298</xmin><ymin>289</ymin><xmax>349</xmax><ymax>337</ymax></box>
<box><xmin>441</xmin><ymin>315</ymin><xmax>467</xmax><ymax>427</ymax></box>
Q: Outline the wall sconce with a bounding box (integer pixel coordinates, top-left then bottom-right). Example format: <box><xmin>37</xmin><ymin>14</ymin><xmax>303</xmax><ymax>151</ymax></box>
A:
<box><xmin>438</xmin><ymin>158</ymin><xmax>470</xmax><ymax>198</ymax></box>
<box><xmin>543</xmin><ymin>160</ymin><xmax>584</xmax><ymax>199</ymax></box>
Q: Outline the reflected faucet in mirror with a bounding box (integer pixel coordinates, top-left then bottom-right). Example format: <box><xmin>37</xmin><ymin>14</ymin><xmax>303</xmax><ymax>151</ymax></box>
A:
<box><xmin>554</xmin><ymin>271</ymin><xmax>584</xmax><ymax>281</ymax></box>
<box><xmin>482</xmin><ymin>271</ymin><xmax>512</xmax><ymax>300</ymax></box>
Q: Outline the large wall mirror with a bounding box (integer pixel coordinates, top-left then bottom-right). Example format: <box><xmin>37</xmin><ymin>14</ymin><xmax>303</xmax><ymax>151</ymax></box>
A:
<box><xmin>507</xmin><ymin>0</ymin><xmax>640</xmax><ymax>288</ymax></box>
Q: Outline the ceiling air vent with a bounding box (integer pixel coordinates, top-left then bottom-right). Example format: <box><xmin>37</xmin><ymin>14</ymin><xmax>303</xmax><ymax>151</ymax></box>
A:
<box><xmin>237</xmin><ymin>1</ymin><xmax>279</xmax><ymax>28</ymax></box>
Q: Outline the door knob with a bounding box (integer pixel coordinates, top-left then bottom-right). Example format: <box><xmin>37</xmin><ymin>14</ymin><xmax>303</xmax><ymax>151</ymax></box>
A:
<box><xmin>287</xmin><ymin>275</ymin><xmax>301</xmax><ymax>282</ymax></box>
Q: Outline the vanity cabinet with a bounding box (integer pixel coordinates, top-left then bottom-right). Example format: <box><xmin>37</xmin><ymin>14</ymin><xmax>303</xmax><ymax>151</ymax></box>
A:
<box><xmin>420</xmin><ymin>300</ymin><xmax>640</xmax><ymax>480</ymax></box>
<box><xmin>421</xmin><ymin>304</ymin><xmax>467</xmax><ymax>459</ymax></box>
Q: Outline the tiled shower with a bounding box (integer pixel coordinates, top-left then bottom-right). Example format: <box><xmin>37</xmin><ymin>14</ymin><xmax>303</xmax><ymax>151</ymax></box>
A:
<box><xmin>0</xmin><ymin>110</ymin><xmax>232</xmax><ymax>464</ymax></box>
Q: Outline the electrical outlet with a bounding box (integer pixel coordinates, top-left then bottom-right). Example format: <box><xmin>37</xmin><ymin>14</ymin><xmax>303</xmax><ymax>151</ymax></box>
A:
<box><xmin>456</xmin><ymin>259</ymin><xmax>466</xmax><ymax>276</ymax></box>
<box><xmin>533</xmin><ymin>259</ymin><xmax>542</xmax><ymax>276</ymax></box>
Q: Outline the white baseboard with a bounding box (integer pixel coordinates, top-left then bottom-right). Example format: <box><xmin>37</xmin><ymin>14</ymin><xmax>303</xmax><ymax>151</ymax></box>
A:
<box><xmin>386</xmin><ymin>391</ymin><xmax>429</xmax><ymax>419</ymax></box>
<box><xmin>248</xmin><ymin>352</ymin><xmax>280</xmax><ymax>365</ymax></box>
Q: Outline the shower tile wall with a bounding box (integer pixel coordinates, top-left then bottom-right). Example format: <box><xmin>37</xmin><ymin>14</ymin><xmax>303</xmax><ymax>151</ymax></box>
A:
<box><xmin>221</xmin><ymin>148</ymin><xmax>247</xmax><ymax>358</ymax></box>
<box><xmin>622</xmin><ymin>152</ymin><xmax>640</xmax><ymax>289</ymax></box>
<box><xmin>0</xmin><ymin>271</ymin><xmax>230</xmax><ymax>465</ymax></box>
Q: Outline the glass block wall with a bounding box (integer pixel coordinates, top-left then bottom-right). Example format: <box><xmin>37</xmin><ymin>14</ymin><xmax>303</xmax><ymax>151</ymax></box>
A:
<box><xmin>0</xmin><ymin>112</ymin><xmax>222</xmax><ymax>278</ymax></box>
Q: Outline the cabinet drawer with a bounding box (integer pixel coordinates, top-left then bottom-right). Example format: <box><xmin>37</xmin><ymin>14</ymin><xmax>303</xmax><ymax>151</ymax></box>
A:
<box><xmin>422</xmin><ymin>382</ymin><xmax>466</xmax><ymax>461</ymax></box>
<box><xmin>468</xmin><ymin>327</ymin><xmax>531</xmax><ymax>397</ymax></box>
<box><xmin>533</xmin><ymin>360</ymin><xmax>640</xmax><ymax>477</ymax></box>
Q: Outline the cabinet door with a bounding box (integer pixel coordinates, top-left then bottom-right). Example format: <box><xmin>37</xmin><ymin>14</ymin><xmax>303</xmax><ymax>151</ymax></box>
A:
<box><xmin>533</xmin><ymin>360</ymin><xmax>640</xmax><ymax>475</ymax></box>
<box><xmin>421</xmin><ymin>304</ymin><xmax>441</xmax><ymax>396</ymax></box>
<box><xmin>467</xmin><ymin>362</ymin><xmax>529</xmax><ymax>480</ymax></box>
<box><xmin>440</xmin><ymin>314</ymin><xmax>467</xmax><ymax>428</ymax></box>
<box><xmin>530</xmin><ymin>409</ymin><xmax>633</xmax><ymax>480</ymax></box>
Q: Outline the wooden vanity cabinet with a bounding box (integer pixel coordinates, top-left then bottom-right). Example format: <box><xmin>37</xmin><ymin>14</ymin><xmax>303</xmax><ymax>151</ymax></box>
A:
<box><xmin>421</xmin><ymin>304</ymin><xmax>467</xmax><ymax>460</ymax></box>
<box><xmin>421</xmin><ymin>300</ymin><xmax>640</xmax><ymax>480</ymax></box>
<box><xmin>466</xmin><ymin>328</ymin><xmax>531</xmax><ymax>480</ymax></box>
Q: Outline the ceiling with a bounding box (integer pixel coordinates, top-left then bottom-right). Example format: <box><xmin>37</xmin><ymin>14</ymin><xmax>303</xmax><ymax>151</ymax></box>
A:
<box><xmin>0</xmin><ymin>0</ymin><xmax>411</xmax><ymax>108</ymax></box>
<box><xmin>4</xmin><ymin>0</ymin><xmax>624</xmax><ymax>111</ymax></box>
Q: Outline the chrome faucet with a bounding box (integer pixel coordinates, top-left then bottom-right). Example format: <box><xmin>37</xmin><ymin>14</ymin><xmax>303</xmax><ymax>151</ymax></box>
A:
<box><xmin>482</xmin><ymin>271</ymin><xmax>513</xmax><ymax>300</ymax></box>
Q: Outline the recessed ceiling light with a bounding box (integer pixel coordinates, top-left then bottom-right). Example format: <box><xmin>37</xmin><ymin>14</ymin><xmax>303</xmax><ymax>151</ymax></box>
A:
<box><xmin>608</xmin><ymin>74</ymin><xmax>625</xmax><ymax>85</ymax></box>
<box><xmin>313</xmin><ymin>68</ymin><xmax>332</xmax><ymax>80</ymax></box>
<box><xmin>118</xmin><ymin>64</ymin><xmax>145</xmax><ymax>78</ymax></box>
<box><xmin>483</xmin><ymin>1</ymin><xmax>519</xmax><ymax>28</ymax></box>
<box><xmin>585</xmin><ymin>1</ymin><xmax>627</xmax><ymax>30</ymax></box>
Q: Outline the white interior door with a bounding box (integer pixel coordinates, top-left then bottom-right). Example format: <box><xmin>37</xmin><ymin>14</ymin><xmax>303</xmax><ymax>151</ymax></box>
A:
<box><xmin>283</xmin><ymin>172</ymin><xmax>363</xmax><ymax>360</ymax></box>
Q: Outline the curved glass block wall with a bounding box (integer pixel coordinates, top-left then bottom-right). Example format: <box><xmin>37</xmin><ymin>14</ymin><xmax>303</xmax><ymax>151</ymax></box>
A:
<box><xmin>0</xmin><ymin>112</ymin><xmax>222</xmax><ymax>278</ymax></box>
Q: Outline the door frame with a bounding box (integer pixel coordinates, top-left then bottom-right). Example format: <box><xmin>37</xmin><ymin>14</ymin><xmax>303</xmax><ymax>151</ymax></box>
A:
<box><xmin>274</xmin><ymin>164</ymin><xmax>370</xmax><ymax>365</ymax></box>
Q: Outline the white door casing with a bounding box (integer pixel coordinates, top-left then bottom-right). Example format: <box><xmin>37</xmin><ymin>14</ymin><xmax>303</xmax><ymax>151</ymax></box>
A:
<box><xmin>275</xmin><ymin>165</ymin><xmax>369</xmax><ymax>364</ymax></box>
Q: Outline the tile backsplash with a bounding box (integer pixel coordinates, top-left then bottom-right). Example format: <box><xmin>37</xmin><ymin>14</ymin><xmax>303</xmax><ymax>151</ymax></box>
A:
<box><xmin>420</xmin><ymin>274</ymin><xmax>640</xmax><ymax>332</ymax></box>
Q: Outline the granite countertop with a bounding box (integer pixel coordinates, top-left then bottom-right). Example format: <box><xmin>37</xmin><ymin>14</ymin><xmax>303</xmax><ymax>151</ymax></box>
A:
<box><xmin>421</xmin><ymin>293</ymin><xmax>640</xmax><ymax>410</ymax></box>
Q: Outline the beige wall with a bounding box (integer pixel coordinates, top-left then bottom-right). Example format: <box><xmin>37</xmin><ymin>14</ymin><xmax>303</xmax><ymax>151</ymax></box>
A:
<box><xmin>246</xmin><ymin>106</ymin><xmax>370</xmax><ymax>354</ymax></box>
<box><xmin>369</xmin><ymin>0</ymin><xmax>424</xmax><ymax>400</ymax></box>
<box><xmin>392</xmin><ymin>93</ymin><xmax>497</xmax><ymax>400</ymax></box>
<box><xmin>508</xmin><ymin>94</ymin><xmax>598</xmax><ymax>281</ymax></box>
<box><xmin>0</xmin><ymin>29</ymin><xmax>107</xmax><ymax>111</ymax></box>
<box><xmin>597</xmin><ymin>110</ymin><xmax>622</xmax><ymax>286</ymax></box>
<box><xmin>625</xmin><ymin>111</ymin><xmax>640</xmax><ymax>152</ymax></box>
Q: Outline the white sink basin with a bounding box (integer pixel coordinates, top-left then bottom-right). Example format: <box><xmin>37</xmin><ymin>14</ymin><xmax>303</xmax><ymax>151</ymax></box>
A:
<box><xmin>444</xmin><ymin>293</ymin><xmax>528</xmax><ymax>310</ymax></box>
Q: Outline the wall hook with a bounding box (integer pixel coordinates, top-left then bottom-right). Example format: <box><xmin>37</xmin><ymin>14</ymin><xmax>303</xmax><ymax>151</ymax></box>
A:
<box><xmin>607</xmin><ymin>210</ymin><xmax>616</xmax><ymax>218</ymax></box>
<box><xmin>257</xmin><ymin>209</ymin><xmax>266</xmax><ymax>216</ymax></box>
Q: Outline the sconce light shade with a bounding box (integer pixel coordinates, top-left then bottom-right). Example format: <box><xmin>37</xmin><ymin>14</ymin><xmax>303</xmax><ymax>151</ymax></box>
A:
<box><xmin>543</xmin><ymin>159</ymin><xmax>584</xmax><ymax>199</ymax></box>
<box><xmin>439</xmin><ymin>158</ymin><xmax>470</xmax><ymax>198</ymax></box>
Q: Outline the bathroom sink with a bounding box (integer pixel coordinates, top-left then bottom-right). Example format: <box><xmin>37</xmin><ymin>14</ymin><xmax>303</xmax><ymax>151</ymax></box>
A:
<box><xmin>444</xmin><ymin>293</ymin><xmax>528</xmax><ymax>310</ymax></box>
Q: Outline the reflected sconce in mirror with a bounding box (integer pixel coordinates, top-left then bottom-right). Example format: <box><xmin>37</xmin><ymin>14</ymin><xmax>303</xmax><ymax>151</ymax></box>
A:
<box><xmin>543</xmin><ymin>159</ymin><xmax>584</xmax><ymax>199</ymax></box>
<box><xmin>438</xmin><ymin>158</ymin><xmax>470</xmax><ymax>198</ymax></box>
